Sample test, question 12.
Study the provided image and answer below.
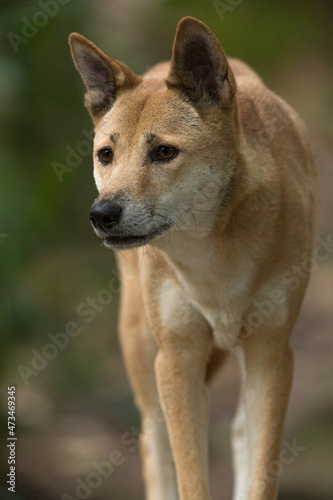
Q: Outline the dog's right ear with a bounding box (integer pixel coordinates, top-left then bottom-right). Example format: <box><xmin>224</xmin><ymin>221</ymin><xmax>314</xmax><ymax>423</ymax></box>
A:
<box><xmin>69</xmin><ymin>33</ymin><xmax>141</xmax><ymax>124</ymax></box>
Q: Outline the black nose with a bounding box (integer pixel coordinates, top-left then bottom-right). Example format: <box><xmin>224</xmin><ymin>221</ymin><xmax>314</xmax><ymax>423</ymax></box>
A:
<box><xmin>89</xmin><ymin>201</ymin><xmax>122</xmax><ymax>232</ymax></box>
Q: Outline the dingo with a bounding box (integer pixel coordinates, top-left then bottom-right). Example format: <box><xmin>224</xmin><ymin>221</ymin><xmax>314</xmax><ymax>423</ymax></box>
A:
<box><xmin>69</xmin><ymin>17</ymin><xmax>317</xmax><ymax>500</ymax></box>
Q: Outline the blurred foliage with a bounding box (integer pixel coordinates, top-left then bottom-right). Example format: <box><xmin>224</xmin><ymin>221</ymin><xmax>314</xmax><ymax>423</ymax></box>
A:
<box><xmin>0</xmin><ymin>0</ymin><xmax>332</xmax><ymax>499</ymax></box>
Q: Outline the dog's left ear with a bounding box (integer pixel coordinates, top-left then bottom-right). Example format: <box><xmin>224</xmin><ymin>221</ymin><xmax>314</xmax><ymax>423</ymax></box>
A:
<box><xmin>166</xmin><ymin>17</ymin><xmax>236</xmax><ymax>109</ymax></box>
<box><xmin>69</xmin><ymin>33</ymin><xmax>141</xmax><ymax>124</ymax></box>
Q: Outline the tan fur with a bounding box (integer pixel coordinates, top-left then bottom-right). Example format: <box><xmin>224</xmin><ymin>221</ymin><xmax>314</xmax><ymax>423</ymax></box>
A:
<box><xmin>69</xmin><ymin>17</ymin><xmax>317</xmax><ymax>500</ymax></box>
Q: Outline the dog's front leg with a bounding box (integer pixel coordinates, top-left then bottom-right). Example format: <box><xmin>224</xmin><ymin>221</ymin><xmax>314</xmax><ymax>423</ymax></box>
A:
<box><xmin>118</xmin><ymin>271</ymin><xmax>179</xmax><ymax>499</ymax></box>
<box><xmin>155</xmin><ymin>324</ymin><xmax>213</xmax><ymax>500</ymax></box>
<box><xmin>233</xmin><ymin>330</ymin><xmax>294</xmax><ymax>500</ymax></box>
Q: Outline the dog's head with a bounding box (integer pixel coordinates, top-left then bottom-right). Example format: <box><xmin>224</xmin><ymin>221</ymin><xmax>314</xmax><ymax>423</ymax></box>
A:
<box><xmin>69</xmin><ymin>17</ymin><xmax>238</xmax><ymax>250</ymax></box>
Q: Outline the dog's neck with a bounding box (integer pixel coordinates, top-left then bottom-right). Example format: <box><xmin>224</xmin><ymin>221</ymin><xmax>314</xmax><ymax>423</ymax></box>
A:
<box><xmin>150</xmin><ymin>142</ymin><xmax>255</xmax><ymax>306</ymax></box>
<box><xmin>152</xmin><ymin>191</ymin><xmax>244</xmax><ymax>283</ymax></box>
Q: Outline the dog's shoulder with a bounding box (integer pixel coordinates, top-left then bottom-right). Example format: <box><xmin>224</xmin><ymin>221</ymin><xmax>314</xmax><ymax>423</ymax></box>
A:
<box><xmin>143</xmin><ymin>62</ymin><xmax>171</xmax><ymax>80</ymax></box>
<box><xmin>231</xmin><ymin>58</ymin><xmax>312</xmax><ymax>162</ymax></box>
<box><xmin>228</xmin><ymin>57</ymin><xmax>262</xmax><ymax>82</ymax></box>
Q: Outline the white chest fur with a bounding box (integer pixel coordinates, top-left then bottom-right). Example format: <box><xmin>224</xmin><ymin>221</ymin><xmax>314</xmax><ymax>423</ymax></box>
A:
<box><xmin>159</xmin><ymin>246</ymin><xmax>255</xmax><ymax>351</ymax></box>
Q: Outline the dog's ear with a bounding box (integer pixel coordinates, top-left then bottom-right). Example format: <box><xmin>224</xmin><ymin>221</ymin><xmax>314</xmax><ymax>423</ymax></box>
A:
<box><xmin>69</xmin><ymin>33</ymin><xmax>141</xmax><ymax>124</ymax></box>
<box><xmin>166</xmin><ymin>17</ymin><xmax>236</xmax><ymax>109</ymax></box>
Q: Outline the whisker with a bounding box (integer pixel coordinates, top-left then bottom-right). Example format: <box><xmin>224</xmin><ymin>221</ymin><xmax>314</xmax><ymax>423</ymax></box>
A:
<box><xmin>154</xmin><ymin>209</ymin><xmax>192</xmax><ymax>243</ymax></box>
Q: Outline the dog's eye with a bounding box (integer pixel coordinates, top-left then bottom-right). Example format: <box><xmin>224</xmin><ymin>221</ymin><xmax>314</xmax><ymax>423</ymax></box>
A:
<box><xmin>98</xmin><ymin>148</ymin><xmax>113</xmax><ymax>165</ymax></box>
<box><xmin>155</xmin><ymin>145</ymin><xmax>178</xmax><ymax>161</ymax></box>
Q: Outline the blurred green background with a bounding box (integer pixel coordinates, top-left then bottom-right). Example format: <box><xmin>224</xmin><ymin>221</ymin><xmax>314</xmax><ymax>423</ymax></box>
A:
<box><xmin>0</xmin><ymin>0</ymin><xmax>332</xmax><ymax>499</ymax></box>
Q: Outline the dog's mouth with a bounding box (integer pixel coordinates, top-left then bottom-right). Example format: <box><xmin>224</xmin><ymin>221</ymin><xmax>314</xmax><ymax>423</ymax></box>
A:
<box><xmin>100</xmin><ymin>223</ymin><xmax>172</xmax><ymax>249</ymax></box>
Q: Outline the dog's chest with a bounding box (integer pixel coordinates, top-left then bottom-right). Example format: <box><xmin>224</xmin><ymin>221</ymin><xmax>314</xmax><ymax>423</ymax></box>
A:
<box><xmin>185</xmin><ymin>279</ymin><xmax>248</xmax><ymax>350</ymax></box>
<box><xmin>165</xmin><ymin>251</ymin><xmax>254</xmax><ymax>350</ymax></box>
